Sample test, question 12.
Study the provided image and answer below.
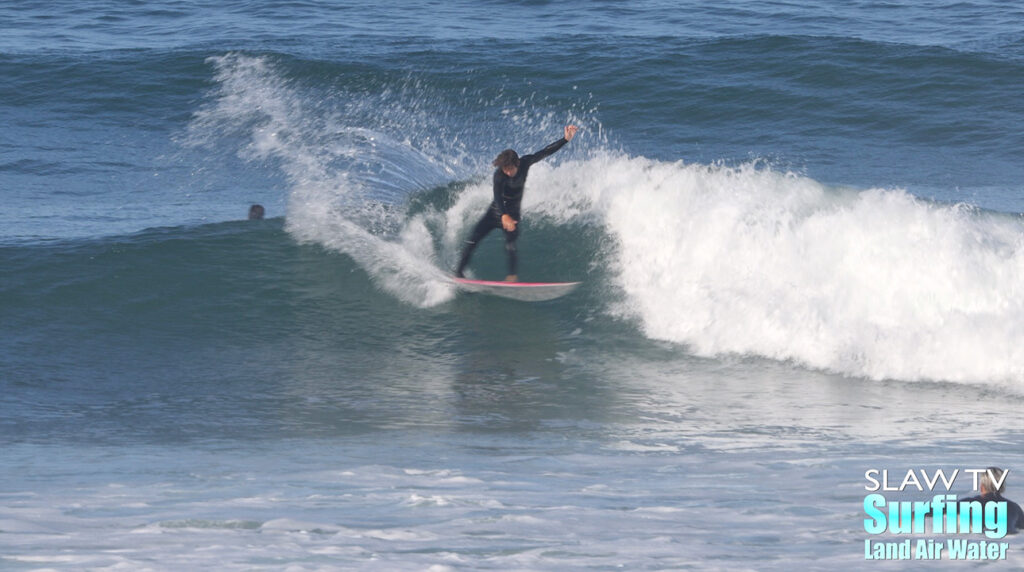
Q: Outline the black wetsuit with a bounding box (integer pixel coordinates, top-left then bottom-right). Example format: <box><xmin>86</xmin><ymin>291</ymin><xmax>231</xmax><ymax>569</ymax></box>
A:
<box><xmin>455</xmin><ymin>137</ymin><xmax>569</xmax><ymax>277</ymax></box>
<box><xmin>959</xmin><ymin>493</ymin><xmax>1024</xmax><ymax>534</ymax></box>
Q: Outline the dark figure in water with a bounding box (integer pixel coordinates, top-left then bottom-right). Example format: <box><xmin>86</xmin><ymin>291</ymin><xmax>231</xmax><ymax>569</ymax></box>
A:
<box><xmin>959</xmin><ymin>467</ymin><xmax>1024</xmax><ymax>535</ymax></box>
<box><xmin>248</xmin><ymin>204</ymin><xmax>265</xmax><ymax>220</ymax></box>
<box><xmin>455</xmin><ymin>125</ymin><xmax>578</xmax><ymax>282</ymax></box>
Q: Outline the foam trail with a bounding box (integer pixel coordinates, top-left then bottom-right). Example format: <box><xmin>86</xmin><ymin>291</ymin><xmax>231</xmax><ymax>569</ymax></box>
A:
<box><xmin>516</xmin><ymin>153</ymin><xmax>1024</xmax><ymax>385</ymax></box>
<box><xmin>186</xmin><ymin>53</ymin><xmax>457</xmax><ymax>306</ymax></box>
<box><xmin>288</xmin><ymin>198</ymin><xmax>454</xmax><ymax>306</ymax></box>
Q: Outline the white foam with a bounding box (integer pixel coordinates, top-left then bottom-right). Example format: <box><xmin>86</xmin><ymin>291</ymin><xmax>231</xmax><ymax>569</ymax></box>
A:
<box><xmin>188</xmin><ymin>54</ymin><xmax>1024</xmax><ymax>384</ymax></box>
<box><xmin>405</xmin><ymin>494</ymin><xmax>452</xmax><ymax>507</ymax></box>
<box><xmin>521</xmin><ymin>154</ymin><xmax>1024</xmax><ymax>385</ymax></box>
<box><xmin>187</xmin><ymin>53</ymin><xmax>463</xmax><ymax>307</ymax></box>
<box><xmin>260</xmin><ymin>518</ymin><xmax>338</xmax><ymax>534</ymax></box>
<box><xmin>361</xmin><ymin>527</ymin><xmax>439</xmax><ymax>541</ymax></box>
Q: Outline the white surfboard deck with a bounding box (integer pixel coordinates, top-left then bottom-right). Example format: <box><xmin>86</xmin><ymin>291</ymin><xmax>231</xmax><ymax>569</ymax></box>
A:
<box><xmin>452</xmin><ymin>277</ymin><xmax>581</xmax><ymax>302</ymax></box>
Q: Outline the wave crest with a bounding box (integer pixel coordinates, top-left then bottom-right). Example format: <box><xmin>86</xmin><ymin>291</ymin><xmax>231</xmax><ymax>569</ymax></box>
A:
<box><xmin>525</xmin><ymin>155</ymin><xmax>1024</xmax><ymax>384</ymax></box>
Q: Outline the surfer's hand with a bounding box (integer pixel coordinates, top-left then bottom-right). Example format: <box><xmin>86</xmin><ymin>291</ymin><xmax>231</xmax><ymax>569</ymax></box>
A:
<box><xmin>501</xmin><ymin>214</ymin><xmax>517</xmax><ymax>232</ymax></box>
<box><xmin>564</xmin><ymin>125</ymin><xmax>578</xmax><ymax>141</ymax></box>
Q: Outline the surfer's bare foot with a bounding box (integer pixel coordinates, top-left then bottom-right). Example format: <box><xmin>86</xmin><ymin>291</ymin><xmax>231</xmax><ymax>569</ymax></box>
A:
<box><xmin>504</xmin><ymin>275</ymin><xmax>517</xmax><ymax>282</ymax></box>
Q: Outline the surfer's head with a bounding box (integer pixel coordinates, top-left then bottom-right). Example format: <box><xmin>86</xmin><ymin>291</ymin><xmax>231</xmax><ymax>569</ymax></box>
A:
<box><xmin>248</xmin><ymin>204</ymin><xmax>265</xmax><ymax>220</ymax></box>
<box><xmin>980</xmin><ymin>467</ymin><xmax>1007</xmax><ymax>495</ymax></box>
<box><xmin>493</xmin><ymin>149</ymin><xmax>520</xmax><ymax>176</ymax></box>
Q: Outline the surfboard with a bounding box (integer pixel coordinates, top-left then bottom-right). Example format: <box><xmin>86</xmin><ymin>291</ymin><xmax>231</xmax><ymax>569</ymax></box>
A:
<box><xmin>452</xmin><ymin>277</ymin><xmax>581</xmax><ymax>302</ymax></box>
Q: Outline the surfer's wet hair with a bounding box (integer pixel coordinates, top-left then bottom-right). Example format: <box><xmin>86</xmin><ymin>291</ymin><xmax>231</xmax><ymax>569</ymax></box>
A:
<box><xmin>493</xmin><ymin>149</ymin><xmax>520</xmax><ymax>169</ymax></box>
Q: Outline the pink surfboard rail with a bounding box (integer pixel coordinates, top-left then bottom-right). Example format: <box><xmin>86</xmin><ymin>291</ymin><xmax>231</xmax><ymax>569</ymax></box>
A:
<box><xmin>452</xmin><ymin>277</ymin><xmax>581</xmax><ymax>302</ymax></box>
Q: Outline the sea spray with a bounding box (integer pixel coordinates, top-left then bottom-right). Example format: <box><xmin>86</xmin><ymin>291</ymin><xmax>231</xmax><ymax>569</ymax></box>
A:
<box><xmin>183</xmin><ymin>53</ymin><xmax>467</xmax><ymax>306</ymax></box>
<box><xmin>184</xmin><ymin>53</ymin><xmax>602</xmax><ymax>307</ymax></box>
<box><xmin>184</xmin><ymin>54</ymin><xmax>1024</xmax><ymax>384</ymax></box>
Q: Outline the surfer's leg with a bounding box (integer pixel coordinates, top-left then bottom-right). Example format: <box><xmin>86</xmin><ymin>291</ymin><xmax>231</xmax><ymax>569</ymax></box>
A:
<box><xmin>455</xmin><ymin>212</ymin><xmax>498</xmax><ymax>277</ymax></box>
<box><xmin>502</xmin><ymin>226</ymin><xmax>520</xmax><ymax>281</ymax></box>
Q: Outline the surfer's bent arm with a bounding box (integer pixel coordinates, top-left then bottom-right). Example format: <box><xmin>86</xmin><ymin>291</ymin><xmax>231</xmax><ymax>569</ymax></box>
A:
<box><xmin>492</xmin><ymin>170</ymin><xmax>508</xmax><ymax>216</ymax></box>
<box><xmin>492</xmin><ymin>172</ymin><xmax>518</xmax><ymax>231</ymax></box>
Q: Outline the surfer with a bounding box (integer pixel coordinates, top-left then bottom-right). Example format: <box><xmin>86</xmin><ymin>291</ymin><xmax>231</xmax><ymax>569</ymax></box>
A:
<box><xmin>455</xmin><ymin>124</ymin><xmax>579</xmax><ymax>282</ymax></box>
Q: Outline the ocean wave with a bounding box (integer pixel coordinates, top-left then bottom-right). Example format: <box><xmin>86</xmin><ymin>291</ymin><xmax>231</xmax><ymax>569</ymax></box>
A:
<box><xmin>510</xmin><ymin>154</ymin><xmax>1024</xmax><ymax>385</ymax></box>
<box><xmin>9</xmin><ymin>50</ymin><xmax>1019</xmax><ymax>385</ymax></box>
<box><xmin>172</xmin><ymin>51</ymin><xmax>1024</xmax><ymax>384</ymax></box>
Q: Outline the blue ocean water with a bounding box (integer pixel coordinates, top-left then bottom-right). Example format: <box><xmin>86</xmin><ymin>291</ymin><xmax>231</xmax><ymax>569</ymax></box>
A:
<box><xmin>3</xmin><ymin>1</ymin><xmax>1024</xmax><ymax>569</ymax></box>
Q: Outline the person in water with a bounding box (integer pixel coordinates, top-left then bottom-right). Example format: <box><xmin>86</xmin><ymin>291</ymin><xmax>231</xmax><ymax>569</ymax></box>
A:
<box><xmin>455</xmin><ymin>124</ymin><xmax>578</xmax><ymax>281</ymax></box>
<box><xmin>959</xmin><ymin>467</ymin><xmax>1024</xmax><ymax>534</ymax></box>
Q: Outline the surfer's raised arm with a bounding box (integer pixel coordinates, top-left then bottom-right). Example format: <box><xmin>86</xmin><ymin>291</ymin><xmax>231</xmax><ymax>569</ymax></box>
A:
<box><xmin>525</xmin><ymin>125</ymin><xmax>579</xmax><ymax>164</ymax></box>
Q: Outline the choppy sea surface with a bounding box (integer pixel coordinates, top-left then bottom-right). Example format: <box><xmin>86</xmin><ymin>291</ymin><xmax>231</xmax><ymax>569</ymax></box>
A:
<box><xmin>3</xmin><ymin>1</ymin><xmax>1024</xmax><ymax>569</ymax></box>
